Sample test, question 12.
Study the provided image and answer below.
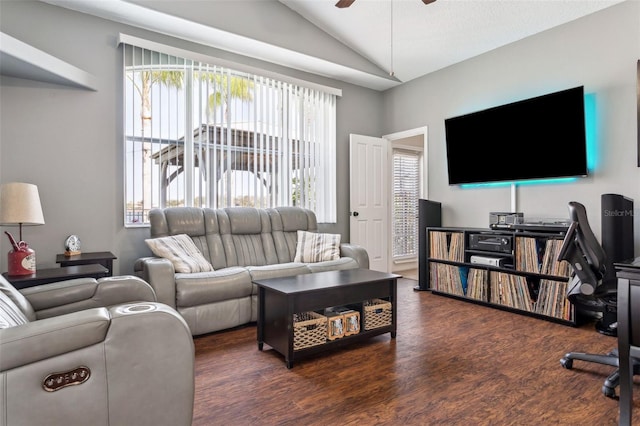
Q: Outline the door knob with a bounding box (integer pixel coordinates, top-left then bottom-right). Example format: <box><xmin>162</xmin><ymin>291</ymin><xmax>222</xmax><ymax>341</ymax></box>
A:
<box><xmin>352</xmin><ymin>211</ymin><xmax>359</xmax><ymax>217</ymax></box>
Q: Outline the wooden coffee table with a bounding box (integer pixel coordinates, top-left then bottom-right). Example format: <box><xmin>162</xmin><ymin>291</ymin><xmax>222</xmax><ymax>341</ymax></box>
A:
<box><xmin>254</xmin><ymin>268</ymin><xmax>400</xmax><ymax>368</ymax></box>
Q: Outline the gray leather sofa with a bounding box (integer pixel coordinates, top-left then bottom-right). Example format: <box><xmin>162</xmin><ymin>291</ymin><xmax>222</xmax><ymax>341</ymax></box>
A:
<box><xmin>0</xmin><ymin>274</ymin><xmax>194</xmax><ymax>426</ymax></box>
<box><xmin>134</xmin><ymin>206</ymin><xmax>369</xmax><ymax>336</ymax></box>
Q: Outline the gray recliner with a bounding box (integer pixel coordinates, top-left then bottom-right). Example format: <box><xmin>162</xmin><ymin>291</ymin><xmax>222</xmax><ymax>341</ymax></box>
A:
<box><xmin>0</xmin><ymin>274</ymin><xmax>195</xmax><ymax>426</ymax></box>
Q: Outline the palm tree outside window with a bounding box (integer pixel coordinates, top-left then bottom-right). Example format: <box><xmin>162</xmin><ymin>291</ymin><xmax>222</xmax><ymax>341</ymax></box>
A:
<box><xmin>122</xmin><ymin>43</ymin><xmax>337</xmax><ymax>225</ymax></box>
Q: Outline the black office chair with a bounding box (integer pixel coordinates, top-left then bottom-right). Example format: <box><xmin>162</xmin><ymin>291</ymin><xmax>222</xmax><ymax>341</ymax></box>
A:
<box><xmin>557</xmin><ymin>201</ymin><xmax>639</xmax><ymax>398</ymax></box>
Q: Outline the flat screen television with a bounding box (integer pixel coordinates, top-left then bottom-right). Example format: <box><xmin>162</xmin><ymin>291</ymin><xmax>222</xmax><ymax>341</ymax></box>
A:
<box><xmin>444</xmin><ymin>86</ymin><xmax>588</xmax><ymax>185</ymax></box>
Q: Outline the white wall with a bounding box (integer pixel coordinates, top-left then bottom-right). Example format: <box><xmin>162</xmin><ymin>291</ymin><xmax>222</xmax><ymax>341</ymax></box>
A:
<box><xmin>383</xmin><ymin>0</ymin><xmax>640</xmax><ymax>255</ymax></box>
<box><xmin>0</xmin><ymin>0</ymin><xmax>384</xmax><ymax>274</ymax></box>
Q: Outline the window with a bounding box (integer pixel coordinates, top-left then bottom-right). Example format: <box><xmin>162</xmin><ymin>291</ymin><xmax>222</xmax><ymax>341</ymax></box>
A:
<box><xmin>122</xmin><ymin>41</ymin><xmax>337</xmax><ymax>226</ymax></box>
<box><xmin>392</xmin><ymin>149</ymin><xmax>421</xmax><ymax>258</ymax></box>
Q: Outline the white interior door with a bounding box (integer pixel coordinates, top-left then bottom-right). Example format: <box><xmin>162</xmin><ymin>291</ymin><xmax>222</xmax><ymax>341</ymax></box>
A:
<box><xmin>349</xmin><ymin>134</ymin><xmax>389</xmax><ymax>272</ymax></box>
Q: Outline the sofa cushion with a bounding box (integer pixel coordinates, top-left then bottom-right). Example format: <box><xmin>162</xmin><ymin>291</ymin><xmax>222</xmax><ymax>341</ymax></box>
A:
<box><xmin>175</xmin><ymin>267</ymin><xmax>252</xmax><ymax>307</ymax></box>
<box><xmin>146</xmin><ymin>234</ymin><xmax>214</xmax><ymax>273</ymax></box>
<box><xmin>294</xmin><ymin>231</ymin><xmax>341</xmax><ymax>263</ymax></box>
<box><xmin>305</xmin><ymin>257</ymin><xmax>360</xmax><ymax>273</ymax></box>
<box><xmin>277</xmin><ymin>206</ymin><xmax>316</xmax><ymax>232</ymax></box>
<box><xmin>150</xmin><ymin>206</ymin><xmax>206</xmax><ymax>238</ymax></box>
<box><xmin>226</xmin><ymin>207</ymin><xmax>264</xmax><ymax>234</ymax></box>
<box><xmin>220</xmin><ymin>208</ymin><xmax>278</xmax><ymax>267</ymax></box>
<box><xmin>178</xmin><ymin>297</ymin><xmax>252</xmax><ymax>336</ymax></box>
<box><xmin>247</xmin><ymin>263</ymin><xmax>311</xmax><ymax>285</ymax></box>
<box><xmin>268</xmin><ymin>207</ymin><xmax>318</xmax><ymax>262</ymax></box>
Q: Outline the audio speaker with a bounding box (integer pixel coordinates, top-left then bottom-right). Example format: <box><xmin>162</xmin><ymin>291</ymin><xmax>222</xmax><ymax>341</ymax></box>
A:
<box><xmin>418</xmin><ymin>199</ymin><xmax>442</xmax><ymax>291</ymax></box>
<box><xmin>601</xmin><ymin>194</ymin><xmax>634</xmax><ymax>278</ymax></box>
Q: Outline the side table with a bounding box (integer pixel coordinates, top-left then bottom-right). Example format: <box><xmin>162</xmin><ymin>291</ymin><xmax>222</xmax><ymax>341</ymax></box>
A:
<box><xmin>3</xmin><ymin>264</ymin><xmax>110</xmax><ymax>290</ymax></box>
<box><xmin>56</xmin><ymin>251</ymin><xmax>117</xmax><ymax>276</ymax></box>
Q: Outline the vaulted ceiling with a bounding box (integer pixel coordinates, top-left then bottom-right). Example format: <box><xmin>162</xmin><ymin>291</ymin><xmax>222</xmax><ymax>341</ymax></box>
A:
<box><xmin>41</xmin><ymin>0</ymin><xmax>626</xmax><ymax>91</ymax></box>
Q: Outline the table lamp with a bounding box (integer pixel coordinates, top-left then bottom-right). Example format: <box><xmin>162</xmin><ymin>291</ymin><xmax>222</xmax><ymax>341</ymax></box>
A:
<box><xmin>0</xmin><ymin>182</ymin><xmax>45</xmax><ymax>276</ymax></box>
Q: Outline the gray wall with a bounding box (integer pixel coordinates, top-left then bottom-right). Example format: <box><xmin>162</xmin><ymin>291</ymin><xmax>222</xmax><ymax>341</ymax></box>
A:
<box><xmin>1</xmin><ymin>0</ymin><xmax>639</xmax><ymax>275</ymax></box>
<box><xmin>0</xmin><ymin>0</ymin><xmax>383</xmax><ymax>274</ymax></box>
<box><xmin>383</xmin><ymin>0</ymin><xmax>640</xmax><ymax>255</ymax></box>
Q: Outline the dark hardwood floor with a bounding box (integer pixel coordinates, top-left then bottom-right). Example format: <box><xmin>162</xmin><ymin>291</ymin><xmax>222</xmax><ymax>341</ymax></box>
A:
<box><xmin>193</xmin><ymin>278</ymin><xmax>640</xmax><ymax>425</ymax></box>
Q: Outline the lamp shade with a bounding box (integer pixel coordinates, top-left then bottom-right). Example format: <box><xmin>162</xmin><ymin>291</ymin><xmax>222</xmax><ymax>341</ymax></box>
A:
<box><xmin>0</xmin><ymin>183</ymin><xmax>45</xmax><ymax>226</ymax></box>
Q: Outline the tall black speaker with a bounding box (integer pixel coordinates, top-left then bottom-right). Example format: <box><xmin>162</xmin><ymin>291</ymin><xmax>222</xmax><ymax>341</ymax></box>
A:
<box><xmin>417</xmin><ymin>199</ymin><xmax>442</xmax><ymax>291</ymax></box>
<box><xmin>601</xmin><ymin>194</ymin><xmax>634</xmax><ymax>279</ymax></box>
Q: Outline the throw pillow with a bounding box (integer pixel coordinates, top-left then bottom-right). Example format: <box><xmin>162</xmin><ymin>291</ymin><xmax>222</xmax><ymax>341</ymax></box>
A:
<box><xmin>294</xmin><ymin>230</ymin><xmax>341</xmax><ymax>263</ymax></box>
<box><xmin>145</xmin><ymin>234</ymin><xmax>214</xmax><ymax>273</ymax></box>
<box><xmin>0</xmin><ymin>291</ymin><xmax>29</xmax><ymax>329</ymax></box>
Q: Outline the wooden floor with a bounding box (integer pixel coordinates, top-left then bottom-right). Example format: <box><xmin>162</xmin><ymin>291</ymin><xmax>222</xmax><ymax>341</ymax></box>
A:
<box><xmin>193</xmin><ymin>278</ymin><xmax>640</xmax><ymax>425</ymax></box>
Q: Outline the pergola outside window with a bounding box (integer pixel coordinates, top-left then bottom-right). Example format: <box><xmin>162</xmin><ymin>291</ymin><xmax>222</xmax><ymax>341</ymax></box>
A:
<box><xmin>122</xmin><ymin>41</ymin><xmax>337</xmax><ymax>226</ymax></box>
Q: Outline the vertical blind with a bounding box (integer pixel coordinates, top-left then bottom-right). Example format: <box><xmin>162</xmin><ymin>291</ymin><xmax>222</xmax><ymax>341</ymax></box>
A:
<box><xmin>122</xmin><ymin>43</ymin><xmax>337</xmax><ymax>225</ymax></box>
<box><xmin>392</xmin><ymin>149</ymin><xmax>421</xmax><ymax>258</ymax></box>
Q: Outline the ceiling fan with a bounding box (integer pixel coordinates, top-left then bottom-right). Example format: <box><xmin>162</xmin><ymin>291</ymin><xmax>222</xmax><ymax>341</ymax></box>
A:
<box><xmin>335</xmin><ymin>0</ymin><xmax>436</xmax><ymax>8</ymax></box>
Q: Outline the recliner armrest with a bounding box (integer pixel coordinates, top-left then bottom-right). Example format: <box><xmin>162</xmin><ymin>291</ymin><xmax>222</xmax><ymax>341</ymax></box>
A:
<box><xmin>340</xmin><ymin>243</ymin><xmax>369</xmax><ymax>269</ymax></box>
<box><xmin>0</xmin><ymin>308</ymin><xmax>110</xmax><ymax>371</ymax></box>
<box><xmin>21</xmin><ymin>278</ymin><xmax>97</xmax><ymax>308</ymax></box>
<box><xmin>134</xmin><ymin>257</ymin><xmax>178</xmax><ymax>308</ymax></box>
<box><xmin>104</xmin><ymin>302</ymin><xmax>194</xmax><ymax>425</ymax></box>
<box><xmin>21</xmin><ymin>276</ymin><xmax>156</xmax><ymax>319</ymax></box>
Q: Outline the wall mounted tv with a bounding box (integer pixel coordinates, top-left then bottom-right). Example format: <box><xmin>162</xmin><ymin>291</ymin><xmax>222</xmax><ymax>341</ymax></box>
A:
<box><xmin>444</xmin><ymin>86</ymin><xmax>588</xmax><ymax>185</ymax></box>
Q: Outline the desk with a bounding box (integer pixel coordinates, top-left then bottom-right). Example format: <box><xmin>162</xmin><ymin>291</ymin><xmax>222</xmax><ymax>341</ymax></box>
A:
<box><xmin>616</xmin><ymin>257</ymin><xmax>640</xmax><ymax>280</ymax></box>
<box><xmin>55</xmin><ymin>251</ymin><xmax>117</xmax><ymax>276</ymax></box>
<box><xmin>615</xmin><ymin>257</ymin><xmax>640</xmax><ymax>425</ymax></box>
<box><xmin>2</xmin><ymin>264</ymin><xmax>110</xmax><ymax>290</ymax></box>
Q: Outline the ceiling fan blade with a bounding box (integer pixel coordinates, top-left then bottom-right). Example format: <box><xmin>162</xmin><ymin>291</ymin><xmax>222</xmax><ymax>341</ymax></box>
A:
<box><xmin>335</xmin><ymin>0</ymin><xmax>355</xmax><ymax>8</ymax></box>
<box><xmin>336</xmin><ymin>0</ymin><xmax>432</xmax><ymax>8</ymax></box>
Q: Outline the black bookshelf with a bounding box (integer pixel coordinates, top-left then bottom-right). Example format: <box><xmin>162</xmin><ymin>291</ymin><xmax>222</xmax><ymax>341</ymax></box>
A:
<box><xmin>424</xmin><ymin>226</ymin><xmax>576</xmax><ymax>326</ymax></box>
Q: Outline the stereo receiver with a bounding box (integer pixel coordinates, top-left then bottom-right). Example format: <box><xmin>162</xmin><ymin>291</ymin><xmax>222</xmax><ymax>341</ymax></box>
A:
<box><xmin>468</xmin><ymin>233</ymin><xmax>513</xmax><ymax>254</ymax></box>
<box><xmin>489</xmin><ymin>212</ymin><xmax>524</xmax><ymax>229</ymax></box>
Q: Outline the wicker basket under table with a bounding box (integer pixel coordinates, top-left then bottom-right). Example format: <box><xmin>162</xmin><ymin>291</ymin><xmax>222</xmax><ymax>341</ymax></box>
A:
<box><xmin>293</xmin><ymin>311</ymin><xmax>327</xmax><ymax>350</ymax></box>
<box><xmin>363</xmin><ymin>299</ymin><xmax>392</xmax><ymax>330</ymax></box>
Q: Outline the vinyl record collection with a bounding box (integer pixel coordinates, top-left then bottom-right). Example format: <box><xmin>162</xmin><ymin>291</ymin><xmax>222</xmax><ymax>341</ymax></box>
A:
<box><xmin>427</xmin><ymin>229</ymin><xmax>574</xmax><ymax>322</ymax></box>
<box><xmin>515</xmin><ymin>236</ymin><xmax>571</xmax><ymax>277</ymax></box>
